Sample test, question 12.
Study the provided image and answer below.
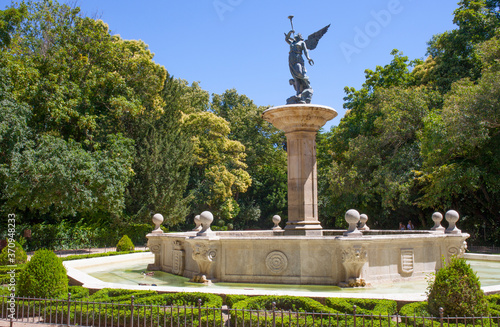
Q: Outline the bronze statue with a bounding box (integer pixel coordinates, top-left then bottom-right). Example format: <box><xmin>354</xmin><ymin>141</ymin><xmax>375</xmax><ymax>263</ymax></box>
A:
<box><xmin>285</xmin><ymin>17</ymin><xmax>330</xmax><ymax>104</ymax></box>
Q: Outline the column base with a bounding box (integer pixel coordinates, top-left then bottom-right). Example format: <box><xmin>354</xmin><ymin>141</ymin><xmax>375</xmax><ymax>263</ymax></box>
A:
<box><xmin>284</xmin><ymin>221</ymin><xmax>323</xmax><ymax>236</ymax></box>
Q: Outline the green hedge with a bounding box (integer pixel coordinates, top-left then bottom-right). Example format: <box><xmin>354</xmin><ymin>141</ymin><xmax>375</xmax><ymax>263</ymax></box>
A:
<box><xmin>230</xmin><ymin>295</ymin><xmax>397</xmax><ymax>327</ymax></box>
<box><xmin>22</xmin><ymin>221</ymin><xmax>153</xmax><ymax>251</ymax></box>
<box><xmin>488</xmin><ymin>294</ymin><xmax>500</xmax><ymax>316</ymax></box>
<box><xmin>1</xmin><ymin>289</ymin><xmax>224</xmax><ymax>326</ymax></box>
<box><xmin>398</xmin><ymin>301</ymin><xmax>500</xmax><ymax>327</ymax></box>
<box><xmin>0</xmin><ymin>265</ymin><xmax>24</xmax><ymax>285</ymax></box>
<box><xmin>225</xmin><ymin>294</ymin><xmax>248</xmax><ymax>308</ymax></box>
<box><xmin>325</xmin><ymin>297</ymin><xmax>397</xmax><ymax>315</ymax></box>
<box><xmin>61</xmin><ymin>250</ymin><xmax>145</xmax><ymax>261</ymax></box>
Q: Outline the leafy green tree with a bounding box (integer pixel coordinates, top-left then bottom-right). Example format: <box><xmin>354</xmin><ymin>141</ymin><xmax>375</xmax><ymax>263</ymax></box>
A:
<box><xmin>125</xmin><ymin>74</ymin><xmax>195</xmax><ymax>226</ymax></box>
<box><xmin>182</xmin><ymin>110</ymin><xmax>252</xmax><ymax>222</ymax></box>
<box><xmin>420</xmin><ymin>0</ymin><xmax>500</xmax><ymax>91</ymax></box>
<box><xmin>210</xmin><ymin>89</ymin><xmax>287</xmax><ymax>228</ymax></box>
<box><xmin>318</xmin><ymin>51</ymin><xmax>434</xmax><ymax>228</ymax></box>
<box><xmin>2</xmin><ymin>134</ymin><xmax>135</xmax><ymax>223</ymax></box>
<box><xmin>116</xmin><ymin>235</ymin><xmax>134</xmax><ymax>252</ymax></box>
<box><xmin>0</xmin><ymin>0</ymin><xmax>174</xmax><ymax>227</ymax></box>
<box><xmin>0</xmin><ymin>5</ymin><xmax>26</xmax><ymax>48</ymax></box>
<box><xmin>0</xmin><ymin>240</ymin><xmax>27</xmax><ymax>265</ymax></box>
<box><xmin>319</xmin><ymin>86</ymin><xmax>440</xmax><ymax>228</ymax></box>
<box><xmin>416</xmin><ymin>34</ymin><xmax>500</xmax><ymax>243</ymax></box>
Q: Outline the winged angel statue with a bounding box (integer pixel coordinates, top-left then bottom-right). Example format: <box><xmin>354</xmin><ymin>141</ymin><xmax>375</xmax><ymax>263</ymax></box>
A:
<box><xmin>285</xmin><ymin>21</ymin><xmax>330</xmax><ymax>104</ymax></box>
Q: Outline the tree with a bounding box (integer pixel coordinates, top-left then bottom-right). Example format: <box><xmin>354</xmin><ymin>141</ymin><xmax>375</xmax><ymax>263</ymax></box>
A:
<box><xmin>0</xmin><ymin>0</ymin><xmax>171</xmax><ymax>226</ymax></box>
<box><xmin>182</xmin><ymin>110</ymin><xmax>252</xmax><ymax>223</ymax></box>
<box><xmin>2</xmin><ymin>134</ymin><xmax>135</xmax><ymax>223</ymax></box>
<box><xmin>0</xmin><ymin>4</ymin><xmax>26</xmax><ymax>48</ymax></box>
<box><xmin>319</xmin><ymin>86</ymin><xmax>440</xmax><ymax>228</ymax></box>
<box><xmin>125</xmin><ymin>74</ymin><xmax>195</xmax><ymax>226</ymax></box>
<box><xmin>416</xmin><ymin>34</ymin><xmax>500</xmax><ymax>243</ymax></box>
<box><xmin>421</xmin><ymin>0</ymin><xmax>500</xmax><ymax>91</ymax></box>
<box><xmin>210</xmin><ymin>89</ymin><xmax>287</xmax><ymax>228</ymax></box>
<box><xmin>17</xmin><ymin>249</ymin><xmax>68</xmax><ymax>298</ymax></box>
<box><xmin>318</xmin><ymin>51</ymin><xmax>434</xmax><ymax>228</ymax></box>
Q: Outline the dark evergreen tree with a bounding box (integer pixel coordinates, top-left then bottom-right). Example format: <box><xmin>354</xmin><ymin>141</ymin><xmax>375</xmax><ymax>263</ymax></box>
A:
<box><xmin>125</xmin><ymin>74</ymin><xmax>194</xmax><ymax>227</ymax></box>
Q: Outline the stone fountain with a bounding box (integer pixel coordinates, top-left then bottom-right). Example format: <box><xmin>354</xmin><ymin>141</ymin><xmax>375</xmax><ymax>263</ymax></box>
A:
<box><xmin>146</xmin><ymin>103</ymin><xmax>469</xmax><ymax>287</ymax></box>
<box><xmin>146</xmin><ymin>18</ymin><xmax>469</xmax><ymax>287</ymax></box>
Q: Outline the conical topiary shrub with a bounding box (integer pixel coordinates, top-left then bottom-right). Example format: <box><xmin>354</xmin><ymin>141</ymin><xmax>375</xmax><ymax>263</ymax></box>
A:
<box><xmin>427</xmin><ymin>256</ymin><xmax>488</xmax><ymax>317</ymax></box>
<box><xmin>0</xmin><ymin>240</ymin><xmax>27</xmax><ymax>265</ymax></box>
<box><xmin>116</xmin><ymin>235</ymin><xmax>134</xmax><ymax>252</ymax></box>
<box><xmin>17</xmin><ymin>249</ymin><xmax>68</xmax><ymax>298</ymax></box>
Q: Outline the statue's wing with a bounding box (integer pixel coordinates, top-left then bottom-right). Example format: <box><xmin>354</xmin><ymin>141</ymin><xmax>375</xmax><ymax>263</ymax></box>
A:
<box><xmin>305</xmin><ymin>24</ymin><xmax>330</xmax><ymax>50</ymax></box>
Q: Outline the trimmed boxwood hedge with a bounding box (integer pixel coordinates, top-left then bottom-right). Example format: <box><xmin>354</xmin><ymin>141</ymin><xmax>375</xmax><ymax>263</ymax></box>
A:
<box><xmin>225</xmin><ymin>294</ymin><xmax>249</xmax><ymax>308</ymax></box>
<box><xmin>230</xmin><ymin>295</ymin><xmax>398</xmax><ymax>327</ymax></box>
<box><xmin>61</xmin><ymin>250</ymin><xmax>145</xmax><ymax>261</ymax></box>
<box><xmin>1</xmin><ymin>288</ymin><xmax>224</xmax><ymax>327</ymax></box>
<box><xmin>325</xmin><ymin>297</ymin><xmax>397</xmax><ymax>315</ymax></box>
<box><xmin>488</xmin><ymin>294</ymin><xmax>500</xmax><ymax>316</ymax></box>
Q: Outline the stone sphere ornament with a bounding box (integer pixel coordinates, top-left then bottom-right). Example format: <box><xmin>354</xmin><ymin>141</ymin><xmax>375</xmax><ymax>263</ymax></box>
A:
<box><xmin>445</xmin><ymin>210</ymin><xmax>461</xmax><ymax>234</ymax></box>
<box><xmin>431</xmin><ymin>212</ymin><xmax>445</xmax><ymax>232</ymax></box>
<box><xmin>344</xmin><ymin>209</ymin><xmax>362</xmax><ymax>237</ymax></box>
<box><xmin>272</xmin><ymin>215</ymin><xmax>282</xmax><ymax>230</ymax></box>
<box><xmin>359</xmin><ymin>214</ymin><xmax>370</xmax><ymax>231</ymax></box>
<box><xmin>197</xmin><ymin>211</ymin><xmax>215</xmax><ymax>236</ymax></box>
<box><xmin>192</xmin><ymin>215</ymin><xmax>202</xmax><ymax>231</ymax></box>
<box><xmin>151</xmin><ymin>213</ymin><xmax>164</xmax><ymax>234</ymax></box>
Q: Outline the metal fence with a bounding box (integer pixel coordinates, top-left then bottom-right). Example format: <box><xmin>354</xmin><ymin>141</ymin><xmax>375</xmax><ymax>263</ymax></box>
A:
<box><xmin>1</xmin><ymin>294</ymin><xmax>500</xmax><ymax>327</ymax></box>
<box><xmin>468</xmin><ymin>246</ymin><xmax>500</xmax><ymax>254</ymax></box>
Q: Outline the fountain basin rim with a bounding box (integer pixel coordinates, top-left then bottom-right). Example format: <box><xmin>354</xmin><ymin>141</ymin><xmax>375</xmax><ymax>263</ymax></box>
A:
<box><xmin>147</xmin><ymin>230</ymin><xmax>470</xmax><ymax>241</ymax></box>
<box><xmin>64</xmin><ymin>252</ymin><xmax>500</xmax><ymax>303</ymax></box>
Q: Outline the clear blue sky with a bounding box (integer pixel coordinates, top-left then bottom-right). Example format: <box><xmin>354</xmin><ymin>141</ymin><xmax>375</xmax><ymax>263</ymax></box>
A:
<box><xmin>3</xmin><ymin>0</ymin><xmax>460</xmax><ymax>130</ymax></box>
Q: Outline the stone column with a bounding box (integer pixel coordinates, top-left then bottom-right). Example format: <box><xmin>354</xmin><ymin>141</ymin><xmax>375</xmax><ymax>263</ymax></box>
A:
<box><xmin>262</xmin><ymin>104</ymin><xmax>337</xmax><ymax>235</ymax></box>
<box><xmin>286</xmin><ymin>130</ymin><xmax>320</xmax><ymax>232</ymax></box>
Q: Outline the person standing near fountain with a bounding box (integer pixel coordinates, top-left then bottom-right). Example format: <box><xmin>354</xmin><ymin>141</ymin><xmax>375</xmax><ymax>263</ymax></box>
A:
<box><xmin>407</xmin><ymin>220</ymin><xmax>414</xmax><ymax>230</ymax></box>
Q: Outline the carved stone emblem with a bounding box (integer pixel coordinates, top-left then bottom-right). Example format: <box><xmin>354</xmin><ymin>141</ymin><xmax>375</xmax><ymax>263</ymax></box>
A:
<box><xmin>172</xmin><ymin>241</ymin><xmax>185</xmax><ymax>275</ymax></box>
<box><xmin>400</xmin><ymin>248</ymin><xmax>414</xmax><ymax>274</ymax></box>
<box><xmin>265</xmin><ymin>251</ymin><xmax>288</xmax><ymax>274</ymax></box>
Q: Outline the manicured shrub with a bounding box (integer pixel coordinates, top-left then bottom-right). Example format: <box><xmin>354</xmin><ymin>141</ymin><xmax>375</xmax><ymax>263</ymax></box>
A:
<box><xmin>0</xmin><ymin>264</ymin><xmax>24</xmax><ymax>285</ymax></box>
<box><xmin>0</xmin><ymin>240</ymin><xmax>27</xmax><ymax>265</ymax></box>
<box><xmin>61</xmin><ymin>250</ymin><xmax>143</xmax><ymax>261</ymax></box>
<box><xmin>17</xmin><ymin>249</ymin><xmax>68</xmax><ymax>298</ymax></box>
<box><xmin>134</xmin><ymin>292</ymin><xmax>223</xmax><ymax>307</ymax></box>
<box><xmin>116</xmin><ymin>235</ymin><xmax>134</xmax><ymax>252</ymax></box>
<box><xmin>399</xmin><ymin>301</ymin><xmax>430</xmax><ymax>317</ymax></box>
<box><xmin>68</xmin><ymin>285</ymin><xmax>90</xmax><ymax>299</ymax></box>
<box><xmin>427</xmin><ymin>256</ymin><xmax>488</xmax><ymax>317</ymax></box>
<box><xmin>225</xmin><ymin>294</ymin><xmax>249</xmax><ymax>308</ymax></box>
<box><xmin>232</xmin><ymin>295</ymin><xmax>333</xmax><ymax>312</ymax></box>
<box><xmin>487</xmin><ymin>294</ymin><xmax>500</xmax><ymax>316</ymax></box>
<box><xmin>325</xmin><ymin>297</ymin><xmax>397</xmax><ymax>315</ymax></box>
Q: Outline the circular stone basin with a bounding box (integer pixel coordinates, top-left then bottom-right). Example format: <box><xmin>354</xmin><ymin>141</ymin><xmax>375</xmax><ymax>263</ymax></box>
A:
<box><xmin>66</xmin><ymin>252</ymin><xmax>500</xmax><ymax>301</ymax></box>
<box><xmin>262</xmin><ymin>104</ymin><xmax>337</xmax><ymax>133</ymax></box>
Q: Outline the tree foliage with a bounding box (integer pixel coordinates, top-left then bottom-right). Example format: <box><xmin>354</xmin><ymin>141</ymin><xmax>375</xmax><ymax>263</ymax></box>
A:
<box><xmin>319</xmin><ymin>0</ymin><xmax>500</xmax><ymax>239</ymax></box>
<box><xmin>416</xmin><ymin>33</ymin><xmax>500</xmax><ymax>238</ymax></box>
<box><xmin>210</xmin><ymin>89</ymin><xmax>287</xmax><ymax>228</ymax></box>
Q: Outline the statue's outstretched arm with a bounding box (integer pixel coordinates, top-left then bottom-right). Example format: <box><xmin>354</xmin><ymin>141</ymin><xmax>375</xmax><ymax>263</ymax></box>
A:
<box><xmin>285</xmin><ymin>30</ymin><xmax>294</xmax><ymax>44</ymax></box>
